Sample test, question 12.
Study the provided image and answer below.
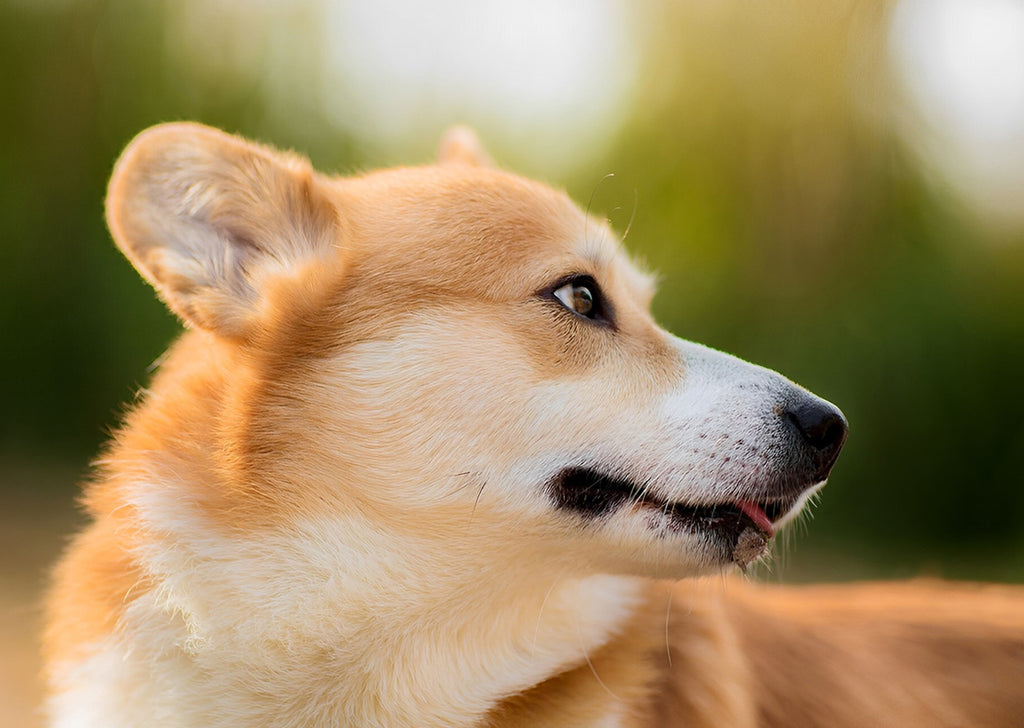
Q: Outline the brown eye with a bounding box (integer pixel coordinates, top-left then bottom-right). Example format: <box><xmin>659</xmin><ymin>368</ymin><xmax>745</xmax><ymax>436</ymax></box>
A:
<box><xmin>553</xmin><ymin>279</ymin><xmax>597</xmax><ymax>318</ymax></box>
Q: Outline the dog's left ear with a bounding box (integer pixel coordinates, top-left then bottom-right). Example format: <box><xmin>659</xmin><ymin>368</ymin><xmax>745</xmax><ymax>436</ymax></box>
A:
<box><xmin>437</xmin><ymin>126</ymin><xmax>495</xmax><ymax>167</ymax></box>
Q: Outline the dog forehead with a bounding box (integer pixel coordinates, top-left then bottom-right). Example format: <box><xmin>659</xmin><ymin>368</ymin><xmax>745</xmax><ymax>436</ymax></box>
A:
<box><xmin>331</xmin><ymin>165</ymin><xmax>627</xmax><ymax>295</ymax></box>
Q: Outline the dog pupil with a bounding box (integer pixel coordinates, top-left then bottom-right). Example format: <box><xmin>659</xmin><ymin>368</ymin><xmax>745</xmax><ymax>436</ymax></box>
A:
<box><xmin>574</xmin><ymin>286</ymin><xmax>593</xmax><ymax>315</ymax></box>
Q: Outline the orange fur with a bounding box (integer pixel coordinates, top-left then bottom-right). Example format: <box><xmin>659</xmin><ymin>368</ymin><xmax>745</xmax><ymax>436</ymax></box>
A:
<box><xmin>44</xmin><ymin>124</ymin><xmax>1023</xmax><ymax>727</ymax></box>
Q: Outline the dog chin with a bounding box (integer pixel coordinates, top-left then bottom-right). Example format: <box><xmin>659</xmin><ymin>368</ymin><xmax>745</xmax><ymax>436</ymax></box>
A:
<box><xmin>590</xmin><ymin>511</ymin><xmax>769</xmax><ymax>580</ymax></box>
<box><xmin>669</xmin><ymin>520</ymin><xmax>771</xmax><ymax>574</ymax></box>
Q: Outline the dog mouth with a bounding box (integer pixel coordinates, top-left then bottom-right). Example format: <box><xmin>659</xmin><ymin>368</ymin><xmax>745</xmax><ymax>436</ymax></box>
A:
<box><xmin>548</xmin><ymin>467</ymin><xmax>801</xmax><ymax>566</ymax></box>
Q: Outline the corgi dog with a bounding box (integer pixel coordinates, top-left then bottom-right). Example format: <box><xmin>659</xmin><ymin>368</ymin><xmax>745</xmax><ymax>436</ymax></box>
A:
<box><xmin>45</xmin><ymin>123</ymin><xmax>1023</xmax><ymax>728</ymax></box>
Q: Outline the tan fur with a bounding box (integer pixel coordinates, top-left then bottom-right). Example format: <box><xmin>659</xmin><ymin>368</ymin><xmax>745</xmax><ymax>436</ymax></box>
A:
<box><xmin>45</xmin><ymin>124</ymin><xmax>1023</xmax><ymax>727</ymax></box>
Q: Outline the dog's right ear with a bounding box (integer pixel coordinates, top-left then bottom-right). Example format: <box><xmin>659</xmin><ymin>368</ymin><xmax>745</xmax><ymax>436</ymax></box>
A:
<box><xmin>106</xmin><ymin>122</ymin><xmax>338</xmax><ymax>339</ymax></box>
<box><xmin>437</xmin><ymin>126</ymin><xmax>495</xmax><ymax>168</ymax></box>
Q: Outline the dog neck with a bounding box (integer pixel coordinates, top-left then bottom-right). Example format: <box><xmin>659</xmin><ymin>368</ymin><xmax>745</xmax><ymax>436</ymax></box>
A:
<box><xmin>124</xmin><ymin>478</ymin><xmax>644</xmax><ymax>726</ymax></box>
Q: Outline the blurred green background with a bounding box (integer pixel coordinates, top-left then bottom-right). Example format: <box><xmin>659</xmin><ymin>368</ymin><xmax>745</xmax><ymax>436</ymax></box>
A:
<box><xmin>3</xmin><ymin>0</ymin><xmax>1024</xmax><ymax>585</ymax></box>
<box><xmin>3</xmin><ymin>1</ymin><xmax>1024</xmax><ymax>721</ymax></box>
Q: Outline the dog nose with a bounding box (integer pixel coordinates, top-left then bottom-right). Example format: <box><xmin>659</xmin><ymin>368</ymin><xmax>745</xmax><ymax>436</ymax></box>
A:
<box><xmin>785</xmin><ymin>397</ymin><xmax>848</xmax><ymax>477</ymax></box>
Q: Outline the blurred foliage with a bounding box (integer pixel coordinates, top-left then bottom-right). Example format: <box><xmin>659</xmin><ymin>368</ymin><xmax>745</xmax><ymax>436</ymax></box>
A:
<box><xmin>589</xmin><ymin>0</ymin><xmax>1024</xmax><ymax>578</ymax></box>
<box><xmin>1</xmin><ymin>0</ymin><xmax>1022</xmax><ymax>580</ymax></box>
<box><xmin>0</xmin><ymin>0</ymin><xmax>358</xmax><ymax>460</ymax></box>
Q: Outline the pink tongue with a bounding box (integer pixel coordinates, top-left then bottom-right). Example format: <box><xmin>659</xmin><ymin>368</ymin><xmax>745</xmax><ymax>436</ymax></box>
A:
<box><xmin>737</xmin><ymin>500</ymin><xmax>774</xmax><ymax>537</ymax></box>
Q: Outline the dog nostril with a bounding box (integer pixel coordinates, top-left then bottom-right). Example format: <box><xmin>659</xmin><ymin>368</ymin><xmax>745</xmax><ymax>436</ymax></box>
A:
<box><xmin>786</xmin><ymin>399</ymin><xmax>849</xmax><ymax>454</ymax></box>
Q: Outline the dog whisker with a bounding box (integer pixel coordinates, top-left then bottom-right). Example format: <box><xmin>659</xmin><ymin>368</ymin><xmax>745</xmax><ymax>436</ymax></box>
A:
<box><xmin>531</xmin><ymin>580</ymin><xmax>559</xmax><ymax>660</ymax></box>
<box><xmin>621</xmin><ymin>187</ymin><xmax>639</xmax><ymax>243</ymax></box>
<box><xmin>471</xmin><ymin>480</ymin><xmax>487</xmax><ymax>517</ymax></box>
<box><xmin>664</xmin><ymin>587</ymin><xmax>674</xmax><ymax>668</ymax></box>
<box><xmin>444</xmin><ymin>472</ymin><xmax>478</xmax><ymax>498</ymax></box>
<box><xmin>584</xmin><ymin>172</ymin><xmax>616</xmax><ymax>245</ymax></box>
<box><xmin>573</xmin><ymin>598</ymin><xmax>622</xmax><ymax>703</ymax></box>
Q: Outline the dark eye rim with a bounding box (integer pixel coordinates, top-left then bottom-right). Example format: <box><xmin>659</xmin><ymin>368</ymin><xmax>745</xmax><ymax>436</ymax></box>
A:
<box><xmin>541</xmin><ymin>273</ymin><xmax>614</xmax><ymax>328</ymax></box>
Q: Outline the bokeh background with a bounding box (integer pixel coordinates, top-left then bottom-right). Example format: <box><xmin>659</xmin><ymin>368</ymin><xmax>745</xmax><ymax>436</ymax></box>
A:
<box><xmin>3</xmin><ymin>0</ymin><xmax>1024</xmax><ymax>724</ymax></box>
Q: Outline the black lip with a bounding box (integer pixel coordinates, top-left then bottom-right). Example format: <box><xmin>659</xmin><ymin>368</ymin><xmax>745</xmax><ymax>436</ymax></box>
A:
<box><xmin>547</xmin><ymin>466</ymin><xmax>796</xmax><ymax>539</ymax></box>
<box><xmin>548</xmin><ymin>467</ymin><xmax>637</xmax><ymax>517</ymax></box>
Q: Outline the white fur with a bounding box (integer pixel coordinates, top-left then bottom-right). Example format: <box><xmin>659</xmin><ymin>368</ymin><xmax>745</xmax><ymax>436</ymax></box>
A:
<box><xmin>49</xmin><ymin>480</ymin><xmax>643</xmax><ymax>728</ymax></box>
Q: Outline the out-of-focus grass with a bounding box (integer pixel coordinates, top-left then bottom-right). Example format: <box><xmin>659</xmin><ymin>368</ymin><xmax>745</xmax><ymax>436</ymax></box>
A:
<box><xmin>1</xmin><ymin>464</ymin><xmax>82</xmax><ymax>728</ymax></box>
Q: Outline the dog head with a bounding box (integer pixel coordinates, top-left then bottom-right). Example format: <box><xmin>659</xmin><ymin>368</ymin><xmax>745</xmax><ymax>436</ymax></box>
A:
<box><xmin>106</xmin><ymin>123</ymin><xmax>846</xmax><ymax>579</ymax></box>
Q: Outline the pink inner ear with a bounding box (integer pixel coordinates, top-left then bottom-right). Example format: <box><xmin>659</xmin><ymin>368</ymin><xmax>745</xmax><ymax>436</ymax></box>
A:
<box><xmin>105</xmin><ymin>122</ymin><xmax>339</xmax><ymax>340</ymax></box>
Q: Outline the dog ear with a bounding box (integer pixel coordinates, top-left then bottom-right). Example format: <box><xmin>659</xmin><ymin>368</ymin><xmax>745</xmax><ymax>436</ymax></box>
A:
<box><xmin>105</xmin><ymin>122</ymin><xmax>338</xmax><ymax>338</ymax></box>
<box><xmin>437</xmin><ymin>125</ymin><xmax>495</xmax><ymax>167</ymax></box>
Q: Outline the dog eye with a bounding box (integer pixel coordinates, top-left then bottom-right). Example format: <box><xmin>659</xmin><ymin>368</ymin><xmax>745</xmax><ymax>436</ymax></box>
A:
<box><xmin>553</xmin><ymin>277</ymin><xmax>600</xmax><ymax>319</ymax></box>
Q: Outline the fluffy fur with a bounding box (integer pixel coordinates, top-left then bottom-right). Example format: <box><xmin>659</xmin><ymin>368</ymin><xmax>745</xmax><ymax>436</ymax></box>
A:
<box><xmin>44</xmin><ymin>123</ymin><xmax>1024</xmax><ymax>727</ymax></box>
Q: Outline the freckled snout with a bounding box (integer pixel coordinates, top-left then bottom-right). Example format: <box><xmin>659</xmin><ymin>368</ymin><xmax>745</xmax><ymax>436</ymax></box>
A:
<box><xmin>659</xmin><ymin>340</ymin><xmax>849</xmax><ymax>510</ymax></box>
<box><xmin>783</xmin><ymin>395</ymin><xmax>848</xmax><ymax>482</ymax></box>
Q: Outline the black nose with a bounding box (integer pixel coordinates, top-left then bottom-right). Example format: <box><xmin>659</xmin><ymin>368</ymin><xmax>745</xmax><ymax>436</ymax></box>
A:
<box><xmin>785</xmin><ymin>397</ymin><xmax>848</xmax><ymax>477</ymax></box>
